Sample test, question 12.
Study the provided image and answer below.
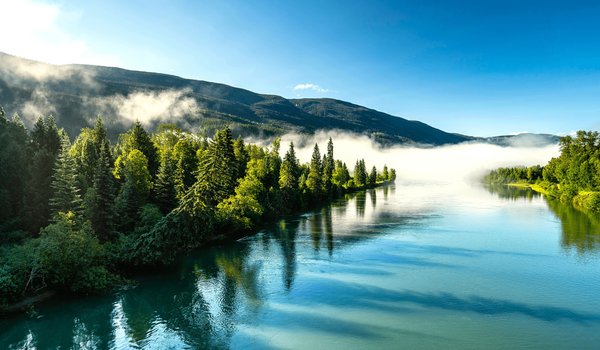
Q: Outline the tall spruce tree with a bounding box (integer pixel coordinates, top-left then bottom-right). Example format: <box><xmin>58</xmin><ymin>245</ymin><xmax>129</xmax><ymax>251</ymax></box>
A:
<box><xmin>368</xmin><ymin>166</ymin><xmax>377</xmax><ymax>187</ymax></box>
<box><xmin>50</xmin><ymin>132</ymin><xmax>82</xmax><ymax>217</ymax></box>
<box><xmin>194</xmin><ymin>127</ymin><xmax>237</xmax><ymax>205</ymax></box>
<box><xmin>24</xmin><ymin>116</ymin><xmax>62</xmax><ymax>233</ymax></box>
<box><xmin>323</xmin><ymin>138</ymin><xmax>334</xmax><ymax>192</ymax></box>
<box><xmin>89</xmin><ymin>143</ymin><xmax>116</xmax><ymax>240</ymax></box>
<box><xmin>279</xmin><ymin>142</ymin><xmax>301</xmax><ymax>209</ymax></box>
<box><xmin>307</xmin><ymin>143</ymin><xmax>322</xmax><ymax>194</ymax></box>
<box><xmin>154</xmin><ymin>152</ymin><xmax>178</xmax><ymax>214</ymax></box>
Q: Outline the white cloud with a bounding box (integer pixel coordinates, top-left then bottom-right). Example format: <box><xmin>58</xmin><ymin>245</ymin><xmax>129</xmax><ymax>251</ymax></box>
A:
<box><xmin>293</xmin><ymin>83</ymin><xmax>329</xmax><ymax>93</ymax></box>
<box><xmin>0</xmin><ymin>0</ymin><xmax>119</xmax><ymax>65</ymax></box>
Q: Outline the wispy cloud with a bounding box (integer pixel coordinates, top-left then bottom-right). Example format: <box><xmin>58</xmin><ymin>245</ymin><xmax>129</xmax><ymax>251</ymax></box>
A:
<box><xmin>293</xmin><ymin>83</ymin><xmax>329</xmax><ymax>93</ymax></box>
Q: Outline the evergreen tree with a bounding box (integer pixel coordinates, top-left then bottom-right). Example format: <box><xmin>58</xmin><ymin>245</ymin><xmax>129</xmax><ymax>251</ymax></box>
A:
<box><xmin>50</xmin><ymin>132</ymin><xmax>82</xmax><ymax>217</ymax></box>
<box><xmin>382</xmin><ymin>165</ymin><xmax>389</xmax><ymax>181</ymax></box>
<box><xmin>234</xmin><ymin>137</ymin><xmax>250</xmax><ymax>180</ymax></box>
<box><xmin>173</xmin><ymin>138</ymin><xmax>199</xmax><ymax>199</ymax></box>
<box><xmin>0</xmin><ymin>111</ymin><xmax>30</xmax><ymax>225</ymax></box>
<box><xmin>306</xmin><ymin>143</ymin><xmax>322</xmax><ymax>194</ymax></box>
<box><xmin>194</xmin><ymin>127</ymin><xmax>237</xmax><ymax>205</ymax></box>
<box><xmin>368</xmin><ymin>166</ymin><xmax>377</xmax><ymax>187</ymax></box>
<box><xmin>279</xmin><ymin>142</ymin><xmax>301</xmax><ymax>209</ymax></box>
<box><xmin>353</xmin><ymin>159</ymin><xmax>367</xmax><ymax>187</ymax></box>
<box><xmin>154</xmin><ymin>152</ymin><xmax>178</xmax><ymax>214</ymax></box>
<box><xmin>24</xmin><ymin>116</ymin><xmax>62</xmax><ymax>234</ymax></box>
<box><xmin>89</xmin><ymin>143</ymin><xmax>115</xmax><ymax>240</ymax></box>
<box><xmin>114</xmin><ymin>121</ymin><xmax>159</xmax><ymax>179</ymax></box>
<box><xmin>115</xmin><ymin>149</ymin><xmax>153</xmax><ymax>232</ymax></box>
<box><xmin>323</xmin><ymin>138</ymin><xmax>335</xmax><ymax>192</ymax></box>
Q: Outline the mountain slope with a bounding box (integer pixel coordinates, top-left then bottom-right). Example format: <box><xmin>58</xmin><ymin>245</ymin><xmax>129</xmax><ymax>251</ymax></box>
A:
<box><xmin>0</xmin><ymin>52</ymin><xmax>555</xmax><ymax>146</ymax></box>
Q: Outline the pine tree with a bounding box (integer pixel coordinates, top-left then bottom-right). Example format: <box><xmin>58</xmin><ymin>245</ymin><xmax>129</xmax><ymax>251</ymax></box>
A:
<box><xmin>0</xmin><ymin>111</ymin><xmax>30</xmax><ymax>224</ymax></box>
<box><xmin>50</xmin><ymin>132</ymin><xmax>82</xmax><ymax>217</ymax></box>
<box><xmin>323</xmin><ymin>138</ymin><xmax>334</xmax><ymax>192</ymax></box>
<box><xmin>382</xmin><ymin>165</ymin><xmax>389</xmax><ymax>181</ymax></box>
<box><xmin>115</xmin><ymin>149</ymin><xmax>153</xmax><ymax>233</ymax></box>
<box><xmin>307</xmin><ymin>143</ymin><xmax>322</xmax><ymax>194</ymax></box>
<box><xmin>368</xmin><ymin>166</ymin><xmax>377</xmax><ymax>187</ymax></box>
<box><xmin>89</xmin><ymin>143</ymin><xmax>115</xmax><ymax>240</ymax></box>
<box><xmin>353</xmin><ymin>159</ymin><xmax>367</xmax><ymax>187</ymax></box>
<box><xmin>173</xmin><ymin>138</ymin><xmax>199</xmax><ymax>200</ymax></box>
<box><xmin>279</xmin><ymin>142</ymin><xmax>301</xmax><ymax>209</ymax></box>
<box><xmin>24</xmin><ymin>116</ymin><xmax>62</xmax><ymax>234</ymax></box>
<box><xmin>154</xmin><ymin>152</ymin><xmax>178</xmax><ymax>214</ymax></box>
<box><xmin>194</xmin><ymin>127</ymin><xmax>237</xmax><ymax>205</ymax></box>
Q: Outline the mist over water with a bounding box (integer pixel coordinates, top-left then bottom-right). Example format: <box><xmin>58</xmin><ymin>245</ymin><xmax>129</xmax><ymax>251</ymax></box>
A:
<box><xmin>280</xmin><ymin>130</ymin><xmax>560</xmax><ymax>184</ymax></box>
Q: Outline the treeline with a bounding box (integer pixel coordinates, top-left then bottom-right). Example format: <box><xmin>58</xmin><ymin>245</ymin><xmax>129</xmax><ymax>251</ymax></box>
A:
<box><xmin>484</xmin><ymin>130</ymin><xmax>600</xmax><ymax>212</ymax></box>
<box><xmin>0</xmin><ymin>106</ymin><xmax>396</xmax><ymax>309</ymax></box>
<box><xmin>484</xmin><ymin>165</ymin><xmax>543</xmax><ymax>184</ymax></box>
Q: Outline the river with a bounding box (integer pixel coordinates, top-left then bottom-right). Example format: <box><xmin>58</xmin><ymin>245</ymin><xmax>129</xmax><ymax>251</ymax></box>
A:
<box><xmin>1</xmin><ymin>183</ymin><xmax>599</xmax><ymax>349</ymax></box>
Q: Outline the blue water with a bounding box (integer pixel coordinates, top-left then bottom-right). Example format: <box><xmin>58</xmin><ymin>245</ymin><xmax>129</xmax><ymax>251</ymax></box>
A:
<box><xmin>2</xmin><ymin>183</ymin><xmax>599</xmax><ymax>349</ymax></box>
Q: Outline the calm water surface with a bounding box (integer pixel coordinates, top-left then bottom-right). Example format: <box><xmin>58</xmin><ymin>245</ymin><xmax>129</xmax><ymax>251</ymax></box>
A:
<box><xmin>2</xmin><ymin>183</ymin><xmax>600</xmax><ymax>349</ymax></box>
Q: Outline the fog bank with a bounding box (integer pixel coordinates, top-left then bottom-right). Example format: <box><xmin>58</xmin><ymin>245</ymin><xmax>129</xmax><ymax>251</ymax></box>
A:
<box><xmin>279</xmin><ymin>130</ymin><xmax>559</xmax><ymax>184</ymax></box>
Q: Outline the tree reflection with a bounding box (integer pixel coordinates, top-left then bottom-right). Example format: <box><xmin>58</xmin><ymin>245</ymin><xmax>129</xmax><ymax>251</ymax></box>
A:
<box><xmin>484</xmin><ymin>184</ymin><xmax>541</xmax><ymax>201</ymax></box>
<box><xmin>273</xmin><ymin>220</ymin><xmax>299</xmax><ymax>291</ymax></box>
<box><xmin>486</xmin><ymin>184</ymin><xmax>600</xmax><ymax>255</ymax></box>
<box><xmin>546</xmin><ymin>199</ymin><xmax>600</xmax><ymax>255</ymax></box>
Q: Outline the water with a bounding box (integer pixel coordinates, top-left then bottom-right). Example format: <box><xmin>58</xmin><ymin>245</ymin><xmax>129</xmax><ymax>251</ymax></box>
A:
<box><xmin>2</xmin><ymin>183</ymin><xmax>600</xmax><ymax>349</ymax></box>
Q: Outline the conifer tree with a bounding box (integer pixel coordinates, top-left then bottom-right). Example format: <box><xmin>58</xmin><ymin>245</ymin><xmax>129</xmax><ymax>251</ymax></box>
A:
<box><xmin>382</xmin><ymin>165</ymin><xmax>389</xmax><ymax>181</ymax></box>
<box><xmin>307</xmin><ymin>143</ymin><xmax>322</xmax><ymax>194</ymax></box>
<box><xmin>50</xmin><ymin>132</ymin><xmax>82</xmax><ymax>217</ymax></box>
<box><xmin>368</xmin><ymin>166</ymin><xmax>377</xmax><ymax>187</ymax></box>
<box><xmin>323</xmin><ymin>138</ymin><xmax>334</xmax><ymax>192</ymax></box>
<box><xmin>279</xmin><ymin>142</ymin><xmax>301</xmax><ymax>208</ymax></box>
<box><xmin>89</xmin><ymin>143</ymin><xmax>116</xmax><ymax>240</ymax></box>
<box><xmin>154</xmin><ymin>152</ymin><xmax>178</xmax><ymax>214</ymax></box>
<box><xmin>195</xmin><ymin>127</ymin><xmax>237</xmax><ymax>205</ymax></box>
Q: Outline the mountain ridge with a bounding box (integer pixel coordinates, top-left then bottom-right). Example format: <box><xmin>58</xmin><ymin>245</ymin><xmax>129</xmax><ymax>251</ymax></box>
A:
<box><xmin>0</xmin><ymin>52</ymin><xmax>557</xmax><ymax>146</ymax></box>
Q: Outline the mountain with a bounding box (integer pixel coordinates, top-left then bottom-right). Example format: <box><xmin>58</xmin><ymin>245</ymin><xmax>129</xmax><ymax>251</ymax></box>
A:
<box><xmin>0</xmin><ymin>52</ymin><xmax>556</xmax><ymax>147</ymax></box>
<box><xmin>483</xmin><ymin>133</ymin><xmax>561</xmax><ymax>147</ymax></box>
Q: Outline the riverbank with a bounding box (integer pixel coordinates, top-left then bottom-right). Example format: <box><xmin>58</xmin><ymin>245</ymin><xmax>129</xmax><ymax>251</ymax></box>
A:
<box><xmin>1</xmin><ymin>181</ymin><xmax>393</xmax><ymax>317</ymax></box>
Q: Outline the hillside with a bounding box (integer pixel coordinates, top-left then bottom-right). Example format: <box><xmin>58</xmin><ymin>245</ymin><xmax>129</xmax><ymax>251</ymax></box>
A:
<box><xmin>0</xmin><ymin>52</ymin><xmax>556</xmax><ymax>146</ymax></box>
<box><xmin>0</xmin><ymin>52</ymin><xmax>473</xmax><ymax>145</ymax></box>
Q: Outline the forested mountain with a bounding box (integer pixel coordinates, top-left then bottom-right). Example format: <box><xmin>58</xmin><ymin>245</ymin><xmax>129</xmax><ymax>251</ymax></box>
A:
<box><xmin>0</xmin><ymin>52</ymin><xmax>467</xmax><ymax>145</ymax></box>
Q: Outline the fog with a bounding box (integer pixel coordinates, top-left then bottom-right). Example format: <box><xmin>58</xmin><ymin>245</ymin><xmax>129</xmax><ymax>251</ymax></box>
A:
<box><xmin>88</xmin><ymin>88</ymin><xmax>199</xmax><ymax>127</ymax></box>
<box><xmin>279</xmin><ymin>130</ymin><xmax>559</xmax><ymax>184</ymax></box>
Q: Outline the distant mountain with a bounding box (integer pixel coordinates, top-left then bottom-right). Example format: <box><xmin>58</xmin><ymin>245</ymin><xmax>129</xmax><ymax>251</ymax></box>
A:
<box><xmin>0</xmin><ymin>52</ymin><xmax>557</xmax><ymax>147</ymax></box>
<box><xmin>482</xmin><ymin>133</ymin><xmax>561</xmax><ymax>147</ymax></box>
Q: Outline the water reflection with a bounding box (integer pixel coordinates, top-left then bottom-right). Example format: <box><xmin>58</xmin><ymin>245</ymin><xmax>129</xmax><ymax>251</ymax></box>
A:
<box><xmin>484</xmin><ymin>184</ymin><xmax>541</xmax><ymax>201</ymax></box>
<box><xmin>546</xmin><ymin>199</ymin><xmax>600</xmax><ymax>255</ymax></box>
<box><xmin>4</xmin><ymin>183</ymin><xmax>599</xmax><ymax>349</ymax></box>
<box><xmin>486</xmin><ymin>184</ymin><xmax>600</xmax><ymax>255</ymax></box>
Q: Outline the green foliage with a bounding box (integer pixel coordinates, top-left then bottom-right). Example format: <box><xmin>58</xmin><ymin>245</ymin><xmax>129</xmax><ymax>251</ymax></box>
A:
<box><xmin>1</xmin><ymin>117</ymin><xmax>396</xmax><ymax>304</ymax></box>
<box><xmin>368</xmin><ymin>166</ymin><xmax>378</xmax><ymax>187</ymax></box>
<box><xmin>115</xmin><ymin>150</ymin><xmax>153</xmax><ymax>233</ymax></box>
<box><xmin>88</xmin><ymin>143</ymin><xmax>116</xmax><ymax>240</ymax></box>
<box><xmin>486</xmin><ymin>130</ymin><xmax>600</xmax><ymax>213</ymax></box>
<box><xmin>154</xmin><ymin>152</ymin><xmax>177</xmax><ymax>214</ymax></box>
<box><xmin>50</xmin><ymin>132</ymin><xmax>82</xmax><ymax>217</ymax></box>
<box><xmin>194</xmin><ymin>128</ymin><xmax>238</xmax><ymax>205</ymax></box>
<box><xmin>353</xmin><ymin>159</ymin><xmax>367</xmax><ymax>187</ymax></box>
<box><xmin>114</xmin><ymin>121</ymin><xmax>159</xmax><ymax>180</ymax></box>
<box><xmin>0</xmin><ymin>112</ymin><xmax>30</xmax><ymax>226</ymax></box>
<box><xmin>307</xmin><ymin>144</ymin><xmax>322</xmax><ymax>195</ymax></box>
<box><xmin>322</xmin><ymin>138</ymin><xmax>335</xmax><ymax>193</ymax></box>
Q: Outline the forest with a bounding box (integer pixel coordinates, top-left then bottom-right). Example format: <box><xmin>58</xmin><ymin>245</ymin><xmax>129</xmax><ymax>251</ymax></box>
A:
<box><xmin>0</xmin><ymin>106</ymin><xmax>396</xmax><ymax>311</ymax></box>
<box><xmin>484</xmin><ymin>130</ymin><xmax>600</xmax><ymax>212</ymax></box>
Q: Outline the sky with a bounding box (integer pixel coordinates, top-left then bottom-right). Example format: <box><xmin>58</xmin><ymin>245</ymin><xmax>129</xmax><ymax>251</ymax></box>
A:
<box><xmin>1</xmin><ymin>0</ymin><xmax>599</xmax><ymax>137</ymax></box>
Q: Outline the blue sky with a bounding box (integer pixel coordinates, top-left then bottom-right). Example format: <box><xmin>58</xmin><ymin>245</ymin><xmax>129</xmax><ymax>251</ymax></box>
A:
<box><xmin>1</xmin><ymin>0</ymin><xmax>600</xmax><ymax>136</ymax></box>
